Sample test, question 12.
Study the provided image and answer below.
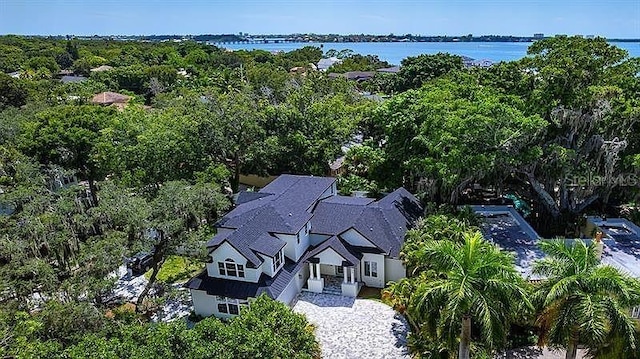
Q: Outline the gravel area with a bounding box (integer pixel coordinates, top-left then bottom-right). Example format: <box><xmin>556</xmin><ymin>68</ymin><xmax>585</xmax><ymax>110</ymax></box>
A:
<box><xmin>109</xmin><ymin>265</ymin><xmax>192</xmax><ymax>322</ymax></box>
<box><xmin>293</xmin><ymin>292</ymin><xmax>410</xmax><ymax>359</ymax></box>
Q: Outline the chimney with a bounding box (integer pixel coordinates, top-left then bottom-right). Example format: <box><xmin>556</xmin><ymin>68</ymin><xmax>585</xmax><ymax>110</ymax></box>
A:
<box><xmin>594</xmin><ymin>231</ymin><xmax>604</xmax><ymax>260</ymax></box>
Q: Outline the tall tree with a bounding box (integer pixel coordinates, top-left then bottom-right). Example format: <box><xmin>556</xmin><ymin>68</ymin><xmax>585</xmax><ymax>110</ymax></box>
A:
<box><xmin>370</xmin><ymin>74</ymin><xmax>547</xmax><ymax>199</ymax></box>
<box><xmin>532</xmin><ymin>239</ymin><xmax>640</xmax><ymax>359</ymax></box>
<box><xmin>135</xmin><ymin>180</ymin><xmax>230</xmax><ymax>308</ymax></box>
<box><xmin>388</xmin><ymin>231</ymin><xmax>531</xmax><ymax>359</ymax></box>
<box><xmin>20</xmin><ymin>105</ymin><xmax>116</xmax><ymax>204</ymax></box>
<box><xmin>519</xmin><ymin>37</ymin><xmax>640</xmax><ymax>232</ymax></box>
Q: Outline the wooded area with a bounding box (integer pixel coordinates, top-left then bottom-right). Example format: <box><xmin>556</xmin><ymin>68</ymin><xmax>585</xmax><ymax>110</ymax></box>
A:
<box><xmin>1</xmin><ymin>35</ymin><xmax>639</xmax><ymax>358</ymax></box>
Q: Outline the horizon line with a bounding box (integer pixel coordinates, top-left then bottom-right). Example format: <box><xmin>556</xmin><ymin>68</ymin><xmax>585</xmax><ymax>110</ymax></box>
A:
<box><xmin>1</xmin><ymin>33</ymin><xmax>639</xmax><ymax>40</ymax></box>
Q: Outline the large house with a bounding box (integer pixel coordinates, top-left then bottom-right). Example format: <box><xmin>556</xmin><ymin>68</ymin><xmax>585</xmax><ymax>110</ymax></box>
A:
<box><xmin>186</xmin><ymin>175</ymin><xmax>422</xmax><ymax>318</ymax></box>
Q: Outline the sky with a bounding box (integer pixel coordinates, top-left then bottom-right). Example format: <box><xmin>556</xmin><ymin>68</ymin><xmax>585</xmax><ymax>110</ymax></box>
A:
<box><xmin>0</xmin><ymin>0</ymin><xmax>639</xmax><ymax>38</ymax></box>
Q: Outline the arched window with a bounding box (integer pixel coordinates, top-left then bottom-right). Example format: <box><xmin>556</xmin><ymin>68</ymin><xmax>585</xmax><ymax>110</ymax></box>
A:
<box><xmin>218</xmin><ymin>258</ymin><xmax>245</xmax><ymax>278</ymax></box>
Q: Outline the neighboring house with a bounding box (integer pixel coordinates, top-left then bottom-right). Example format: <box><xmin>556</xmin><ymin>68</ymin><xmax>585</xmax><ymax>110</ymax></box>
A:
<box><xmin>7</xmin><ymin>71</ymin><xmax>22</xmax><ymax>78</ymax></box>
<box><xmin>328</xmin><ymin>71</ymin><xmax>376</xmax><ymax>82</ymax></box>
<box><xmin>473</xmin><ymin>206</ymin><xmax>640</xmax><ymax>319</ymax></box>
<box><xmin>328</xmin><ymin>156</ymin><xmax>346</xmax><ymax>177</ymax></box>
<box><xmin>91</xmin><ymin>91</ymin><xmax>131</xmax><ymax>106</ymax></box>
<box><xmin>317</xmin><ymin>57</ymin><xmax>342</xmax><ymax>71</ymax></box>
<box><xmin>471</xmin><ymin>205</ymin><xmax>543</xmax><ymax>280</ymax></box>
<box><xmin>376</xmin><ymin>66</ymin><xmax>400</xmax><ymax>74</ymax></box>
<box><xmin>90</xmin><ymin>65</ymin><xmax>114</xmax><ymax>72</ymax></box>
<box><xmin>462</xmin><ymin>58</ymin><xmax>495</xmax><ymax>68</ymax></box>
<box><xmin>582</xmin><ymin>216</ymin><xmax>640</xmax><ymax>279</ymax></box>
<box><xmin>60</xmin><ymin>75</ymin><xmax>88</xmax><ymax>84</ymax></box>
<box><xmin>186</xmin><ymin>175</ymin><xmax>422</xmax><ymax>318</ymax></box>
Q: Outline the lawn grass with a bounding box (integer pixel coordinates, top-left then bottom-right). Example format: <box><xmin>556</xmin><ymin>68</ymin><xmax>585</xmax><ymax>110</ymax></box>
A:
<box><xmin>145</xmin><ymin>255</ymin><xmax>203</xmax><ymax>284</ymax></box>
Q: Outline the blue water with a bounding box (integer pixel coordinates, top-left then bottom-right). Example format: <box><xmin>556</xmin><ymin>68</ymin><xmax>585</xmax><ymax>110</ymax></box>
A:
<box><xmin>221</xmin><ymin>41</ymin><xmax>640</xmax><ymax>65</ymax></box>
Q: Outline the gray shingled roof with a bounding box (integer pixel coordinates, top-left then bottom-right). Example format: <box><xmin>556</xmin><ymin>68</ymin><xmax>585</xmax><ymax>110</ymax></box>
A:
<box><xmin>208</xmin><ymin>175</ymin><xmax>335</xmax><ymax>266</ymax></box>
<box><xmin>249</xmin><ymin>234</ymin><xmax>286</xmax><ymax>257</ymax></box>
<box><xmin>312</xmin><ymin>187</ymin><xmax>422</xmax><ymax>258</ymax></box>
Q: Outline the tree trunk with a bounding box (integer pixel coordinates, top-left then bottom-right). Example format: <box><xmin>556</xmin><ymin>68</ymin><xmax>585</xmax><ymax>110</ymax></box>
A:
<box><xmin>88</xmin><ymin>177</ymin><xmax>99</xmax><ymax>206</ymax></box>
<box><xmin>565</xmin><ymin>339</ymin><xmax>578</xmax><ymax>359</ymax></box>
<box><xmin>526</xmin><ymin>172</ymin><xmax>561</xmax><ymax>218</ymax></box>
<box><xmin>136</xmin><ymin>233</ymin><xmax>166</xmax><ymax>311</ymax></box>
<box><xmin>565</xmin><ymin>330</ymin><xmax>579</xmax><ymax>359</ymax></box>
<box><xmin>459</xmin><ymin>315</ymin><xmax>471</xmax><ymax>359</ymax></box>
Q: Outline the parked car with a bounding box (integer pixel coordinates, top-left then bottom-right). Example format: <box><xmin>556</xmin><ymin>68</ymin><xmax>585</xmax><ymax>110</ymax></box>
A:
<box><xmin>127</xmin><ymin>251</ymin><xmax>154</xmax><ymax>275</ymax></box>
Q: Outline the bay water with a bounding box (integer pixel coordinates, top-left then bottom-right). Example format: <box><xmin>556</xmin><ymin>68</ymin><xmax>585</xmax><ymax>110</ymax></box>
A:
<box><xmin>221</xmin><ymin>41</ymin><xmax>640</xmax><ymax>65</ymax></box>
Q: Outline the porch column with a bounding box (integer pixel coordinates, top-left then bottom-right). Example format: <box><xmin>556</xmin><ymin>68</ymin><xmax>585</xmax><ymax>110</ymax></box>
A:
<box><xmin>350</xmin><ymin>267</ymin><xmax>355</xmax><ymax>284</ymax></box>
<box><xmin>309</xmin><ymin>262</ymin><xmax>314</xmax><ymax>279</ymax></box>
<box><xmin>343</xmin><ymin>267</ymin><xmax>348</xmax><ymax>283</ymax></box>
<box><xmin>315</xmin><ymin>263</ymin><xmax>321</xmax><ymax>279</ymax></box>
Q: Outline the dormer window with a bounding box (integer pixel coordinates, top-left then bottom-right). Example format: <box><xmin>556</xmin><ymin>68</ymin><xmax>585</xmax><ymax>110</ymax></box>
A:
<box><xmin>218</xmin><ymin>258</ymin><xmax>245</xmax><ymax>278</ymax></box>
<box><xmin>272</xmin><ymin>250</ymin><xmax>284</xmax><ymax>273</ymax></box>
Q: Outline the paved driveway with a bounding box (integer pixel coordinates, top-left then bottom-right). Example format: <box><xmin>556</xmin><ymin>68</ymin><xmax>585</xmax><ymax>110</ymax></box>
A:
<box><xmin>293</xmin><ymin>292</ymin><xmax>410</xmax><ymax>359</ymax></box>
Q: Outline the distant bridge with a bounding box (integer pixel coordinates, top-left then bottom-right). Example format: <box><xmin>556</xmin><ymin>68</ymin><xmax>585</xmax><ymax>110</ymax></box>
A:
<box><xmin>208</xmin><ymin>37</ymin><xmax>304</xmax><ymax>45</ymax></box>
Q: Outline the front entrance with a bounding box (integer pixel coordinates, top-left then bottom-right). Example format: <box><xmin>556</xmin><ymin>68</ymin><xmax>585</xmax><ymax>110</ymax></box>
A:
<box><xmin>306</xmin><ymin>262</ymin><xmax>362</xmax><ymax>297</ymax></box>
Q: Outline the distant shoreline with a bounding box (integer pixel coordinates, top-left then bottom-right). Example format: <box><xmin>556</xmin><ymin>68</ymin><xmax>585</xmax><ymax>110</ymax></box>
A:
<box><xmin>2</xmin><ymin>34</ymin><xmax>639</xmax><ymax>44</ymax></box>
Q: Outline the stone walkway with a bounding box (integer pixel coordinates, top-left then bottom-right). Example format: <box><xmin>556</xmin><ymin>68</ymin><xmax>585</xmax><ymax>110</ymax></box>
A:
<box><xmin>293</xmin><ymin>292</ymin><xmax>410</xmax><ymax>359</ymax></box>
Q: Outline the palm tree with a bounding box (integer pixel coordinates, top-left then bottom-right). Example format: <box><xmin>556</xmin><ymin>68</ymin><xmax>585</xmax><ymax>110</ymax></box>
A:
<box><xmin>532</xmin><ymin>239</ymin><xmax>640</xmax><ymax>359</ymax></box>
<box><xmin>409</xmin><ymin>231</ymin><xmax>531</xmax><ymax>359</ymax></box>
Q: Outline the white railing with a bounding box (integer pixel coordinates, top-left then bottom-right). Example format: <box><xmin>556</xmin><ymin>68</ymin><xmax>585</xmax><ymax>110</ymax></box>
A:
<box><xmin>632</xmin><ymin>306</ymin><xmax>640</xmax><ymax>319</ymax></box>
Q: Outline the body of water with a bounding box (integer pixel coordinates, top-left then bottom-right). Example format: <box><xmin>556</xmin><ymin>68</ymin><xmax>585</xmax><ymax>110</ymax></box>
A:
<box><xmin>221</xmin><ymin>41</ymin><xmax>640</xmax><ymax>65</ymax></box>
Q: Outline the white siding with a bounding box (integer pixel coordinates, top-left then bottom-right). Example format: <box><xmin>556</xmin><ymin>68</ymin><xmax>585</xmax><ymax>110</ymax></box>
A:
<box><xmin>341</xmin><ymin>228</ymin><xmax>376</xmax><ymax>248</ymax></box>
<box><xmin>275</xmin><ymin>222</ymin><xmax>311</xmax><ymax>262</ymax></box>
<box><xmin>360</xmin><ymin>253</ymin><xmax>385</xmax><ymax>288</ymax></box>
<box><xmin>191</xmin><ymin>290</ymin><xmax>217</xmax><ymax>317</ymax></box>
<box><xmin>262</xmin><ymin>255</ymin><xmax>275</xmax><ymax>277</ymax></box>
<box><xmin>191</xmin><ymin>291</ymin><xmax>249</xmax><ymax>319</ymax></box>
<box><xmin>207</xmin><ymin>241</ymin><xmax>260</xmax><ymax>283</ymax></box>
<box><xmin>314</xmin><ymin>248</ymin><xmax>345</xmax><ymax>266</ymax></box>
<box><xmin>384</xmin><ymin>257</ymin><xmax>406</xmax><ymax>283</ymax></box>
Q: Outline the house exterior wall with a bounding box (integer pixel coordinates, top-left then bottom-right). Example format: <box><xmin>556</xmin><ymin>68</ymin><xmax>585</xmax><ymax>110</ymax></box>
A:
<box><xmin>360</xmin><ymin>253</ymin><xmax>385</xmax><ymax>288</ymax></box>
<box><xmin>191</xmin><ymin>290</ymin><xmax>249</xmax><ymax>319</ymax></box>
<box><xmin>275</xmin><ymin>223</ymin><xmax>310</xmax><ymax>262</ymax></box>
<box><xmin>320</xmin><ymin>264</ymin><xmax>335</xmax><ymax>275</ymax></box>
<box><xmin>206</xmin><ymin>241</ymin><xmax>261</xmax><ymax>283</ymax></box>
<box><xmin>341</xmin><ymin>228</ymin><xmax>376</xmax><ymax>247</ymax></box>
<box><xmin>262</xmin><ymin>255</ymin><xmax>275</xmax><ymax>277</ymax></box>
<box><xmin>191</xmin><ymin>289</ymin><xmax>217</xmax><ymax>317</ymax></box>
<box><xmin>384</xmin><ymin>257</ymin><xmax>406</xmax><ymax>283</ymax></box>
<box><xmin>314</xmin><ymin>248</ymin><xmax>345</xmax><ymax>266</ymax></box>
